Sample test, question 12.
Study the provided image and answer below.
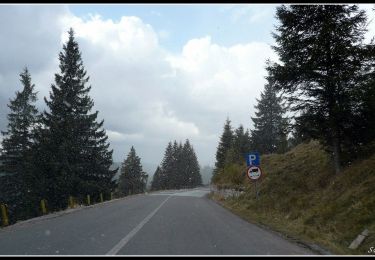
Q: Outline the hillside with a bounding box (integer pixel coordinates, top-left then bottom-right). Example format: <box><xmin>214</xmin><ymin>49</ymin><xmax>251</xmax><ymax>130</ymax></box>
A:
<box><xmin>211</xmin><ymin>140</ymin><xmax>375</xmax><ymax>255</ymax></box>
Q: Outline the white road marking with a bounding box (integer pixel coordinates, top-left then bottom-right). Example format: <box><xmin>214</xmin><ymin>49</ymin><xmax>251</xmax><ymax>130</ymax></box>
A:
<box><xmin>172</xmin><ymin>190</ymin><xmax>210</xmax><ymax>197</ymax></box>
<box><xmin>105</xmin><ymin>196</ymin><xmax>171</xmax><ymax>255</ymax></box>
<box><xmin>149</xmin><ymin>189</ymin><xmax>210</xmax><ymax>198</ymax></box>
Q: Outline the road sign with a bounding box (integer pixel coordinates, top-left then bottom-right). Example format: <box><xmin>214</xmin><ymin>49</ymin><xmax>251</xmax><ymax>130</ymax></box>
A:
<box><xmin>246</xmin><ymin>152</ymin><xmax>260</xmax><ymax>166</ymax></box>
<box><xmin>247</xmin><ymin>165</ymin><xmax>262</xmax><ymax>181</ymax></box>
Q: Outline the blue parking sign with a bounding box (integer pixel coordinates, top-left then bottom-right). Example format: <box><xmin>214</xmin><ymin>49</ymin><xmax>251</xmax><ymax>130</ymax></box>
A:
<box><xmin>246</xmin><ymin>152</ymin><xmax>260</xmax><ymax>166</ymax></box>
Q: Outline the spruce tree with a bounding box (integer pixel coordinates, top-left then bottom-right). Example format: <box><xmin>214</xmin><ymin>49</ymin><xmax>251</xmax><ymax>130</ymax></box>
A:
<box><xmin>267</xmin><ymin>5</ymin><xmax>370</xmax><ymax>173</ymax></box>
<box><xmin>160</xmin><ymin>142</ymin><xmax>174</xmax><ymax>190</ymax></box>
<box><xmin>178</xmin><ymin>142</ymin><xmax>185</xmax><ymax>189</ymax></box>
<box><xmin>182</xmin><ymin>139</ymin><xmax>202</xmax><ymax>188</ymax></box>
<box><xmin>171</xmin><ymin>141</ymin><xmax>181</xmax><ymax>189</ymax></box>
<box><xmin>214</xmin><ymin>118</ymin><xmax>234</xmax><ymax>175</ymax></box>
<box><xmin>34</xmin><ymin>28</ymin><xmax>116</xmax><ymax>210</ymax></box>
<box><xmin>156</xmin><ymin>139</ymin><xmax>202</xmax><ymax>190</ymax></box>
<box><xmin>343</xmin><ymin>42</ymin><xmax>375</xmax><ymax>160</ymax></box>
<box><xmin>151</xmin><ymin>166</ymin><xmax>162</xmax><ymax>191</ymax></box>
<box><xmin>0</xmin><ymin>68</ymin><xmax>39</xmax><ymax>221</ymax></box>
<box><xmin>231</xmin><ymin>125</ymin><xmax>252</xmax><ymax>163</ymax></box>
<box><xmin>180</xmin><ymin>141</ymin><xmax>190</xmax><ymax>188</ymax></box>
<box><xmin>251</xmin><ymin>82</ymin><xmax>288</xmax><ymax>155</ymax></box>
<box><xmin>117</xmin><ymin>146</ymin><xmax>147</xmax><ymax>196</ymax></box>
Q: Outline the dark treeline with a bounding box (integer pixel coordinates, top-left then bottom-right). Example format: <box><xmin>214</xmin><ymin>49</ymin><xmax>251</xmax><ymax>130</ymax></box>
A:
<box><xmin>0</xmin><ymin>28</ymin><xmax>117</xmax><ymax>224</ymax></box>
<box><xmin>212</xmin><ymin>4</ymin><xmax>375</xmax><ymax>182</ymax></box>
<box><xmin>151</xmin><ymin>139</ymin><xmax>202</xmax><ymax>191</ymax></box>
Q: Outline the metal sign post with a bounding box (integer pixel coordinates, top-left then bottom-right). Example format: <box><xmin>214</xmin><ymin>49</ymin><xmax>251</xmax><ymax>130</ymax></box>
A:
<box><xmin>245</xmin><ymin>152</ymin><xmax>263</xmax><ymax>200</ymax></box>
<box><xmin>246</xmin><ymin>165</ymin><xmax>262</xmax><ymax>200</ymax></box>
<box><xmin>254</xmin><ymin>181</ymin><xmax>260</xmax><ymax>200</ymax></box>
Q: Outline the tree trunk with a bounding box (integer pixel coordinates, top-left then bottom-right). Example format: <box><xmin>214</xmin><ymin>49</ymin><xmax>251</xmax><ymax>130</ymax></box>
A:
<box><xmin>332</xmin><ymin>136</ymin><xmax>341</xmax><ymax>174</ymax></box>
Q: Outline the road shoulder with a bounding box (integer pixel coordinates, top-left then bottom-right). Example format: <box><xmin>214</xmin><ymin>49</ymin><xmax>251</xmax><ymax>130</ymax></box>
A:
<box><xmin>206</xmin><ymin>192</ymin><xmax>333</xmax><ymax>256</ymax></box>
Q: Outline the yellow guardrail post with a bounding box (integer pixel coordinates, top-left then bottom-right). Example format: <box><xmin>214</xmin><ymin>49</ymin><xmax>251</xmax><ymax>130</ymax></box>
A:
<box><xmin>100</xmin><ymin>193</ymin><xmax>103</xmax><ymax>203</ymax></box>
<box><xmin>69</xmin><ymin>196</ymin><xmax>74</xmax><ymax>209</ymax></box>
<box><xmin>1</xmin><ymin>204</ymin><xmax>9</xmax><ymax>227</ymax></box>
<box><xmin>87</xmin><ymin>195</ymin><xmax>90</xmax><ymax>205</ymax></box>
<box><xmin>40</xmin><ymin>199</ymin><xmax>47</xmax><ymax>215</ymax></box>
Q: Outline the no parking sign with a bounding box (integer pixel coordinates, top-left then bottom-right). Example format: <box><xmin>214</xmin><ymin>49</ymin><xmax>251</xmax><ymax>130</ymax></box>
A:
<box><xmin>247</xmin><ymin>165</ymin><xmax>262</xmax><ymax>181</ymax></box>
<box><xmin>244</xmin><ymin>152</ymin><xmax>263</xmax><ymax>199</ymax></box>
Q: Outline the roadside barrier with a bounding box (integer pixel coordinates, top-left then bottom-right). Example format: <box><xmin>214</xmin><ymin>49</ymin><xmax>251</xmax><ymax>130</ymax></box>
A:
<box><xmin>69</xmin><ymin>196</ymin><xmax>74</xmax><ymax>209</ymax></box>
<box><xmin>40</xmin><ymin>199</ymin><xmax>47</xmax><ymax>215</ymax></box>
<box><xmin>0</xmin><ymin>191</ymin><xmax>138</xmax><ymax>227</ymax></box>
<box><xmin>1</xmin><ymin>204</ymin><xmax>9</xmax><ymax>227</ymax></box>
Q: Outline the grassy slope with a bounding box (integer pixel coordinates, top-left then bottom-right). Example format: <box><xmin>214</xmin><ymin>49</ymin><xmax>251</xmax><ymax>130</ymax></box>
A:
<box><xmin>211</xmin><ymin>140</ymin><xmax>375</xmax><ymax>255</ymax></box>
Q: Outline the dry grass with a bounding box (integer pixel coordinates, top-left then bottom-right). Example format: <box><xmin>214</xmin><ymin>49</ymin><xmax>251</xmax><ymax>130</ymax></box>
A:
<box><xmin>211</xmin><ymin>140</ymin><xmax>375</xmax><ymax>255</ymax></box>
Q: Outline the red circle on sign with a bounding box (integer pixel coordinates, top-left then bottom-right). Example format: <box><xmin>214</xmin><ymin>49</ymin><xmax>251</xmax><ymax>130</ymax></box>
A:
<box><xmin>247</xmin><ymin>165</ymin><xmax>262</xmax><ymax>181</ymax></box>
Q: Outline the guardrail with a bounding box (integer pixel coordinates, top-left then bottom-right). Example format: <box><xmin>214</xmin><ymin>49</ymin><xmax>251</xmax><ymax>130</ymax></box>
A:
<box><xmin>1</xmin><ymin>191</ymin><xmax>116</xmax><ymax>227</ymax></box>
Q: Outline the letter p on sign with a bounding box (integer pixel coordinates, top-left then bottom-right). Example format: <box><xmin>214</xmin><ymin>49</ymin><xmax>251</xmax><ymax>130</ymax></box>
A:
<box><xmin>250</xmin><ymin>154</ymin><xmax>256</xmax><ymax>163</ymax></box>
<box><xmin>246</xmin><ymin>152</ymin><xmax>260</xmax><ymax>166</ymax></box>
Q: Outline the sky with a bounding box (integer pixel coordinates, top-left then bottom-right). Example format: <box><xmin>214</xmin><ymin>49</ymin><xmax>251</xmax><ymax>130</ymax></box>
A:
<box><xmin>0</xmin><ymin>4</ymin><xmax>374</xmax><ymax>170</ymax></box>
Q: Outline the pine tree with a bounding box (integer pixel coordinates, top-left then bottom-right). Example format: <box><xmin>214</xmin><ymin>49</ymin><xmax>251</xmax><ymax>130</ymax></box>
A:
<box><xmin>117</xmin><ymin>146</ymin><xmax>147</xmax><ymax>196</ymax></box>
<box><xmin>34</xmin><ymin>28</ymin><xmax>116</xmax><ymax>210</ymax></box>
<box><xmin>343</xmin><ymin>42</ymin><xmax>375</xmax><ymax>161</ymax></box>
<box><xmin>267</xmin><ymin>5</ymin><xmax>370</xmax><ymax>173</ymax></box>
<box><xmin>170</xmin><ymin>141</ymin><xmax>181</xmax><ymax>189</ymax></box>
<box><xmin>151</xmin><ymin>166</ymin><xmax>162</xmax><ymax>191</ymax></box>
<box><xmin>288</xmin><ymin>109</ymin><xmax>321</xmax><ymax>148</ymax></box>
<box><xmin>178</xmin><ymin>142</ymin><xmax>185</xmax><ymax>188</ymax></box>
<box><xmin>0</xmin><ymin>68</ymin><xmax>39</xmax><ymax>221</ymax></box>
<box><xmin>231</xmin><ymin>125</ymin><xmax>252</xmax><ymax>163</ymax></box>
<box><xmin>251</xmin><ymin>82</ymin><xmax>288</xmax><ymax>155</ymax></box>
<box><xmin>214</xmin><ymin>118</ymin><xmax>234</xmax><ymax>175</ymax></box>
<box><xmin>160</xmin><ymin>142</ymin><xmax>174</xmax><ymax>190</ymax></box>
<box><xmin>156</xmin><ymin>139</ymin><xmax>202</xmax><ymax>190</ymax></box>
<box><xmin>182</xmin><ymin>139</ymin><xmax>202</xmax><ymax>188</ymax></box>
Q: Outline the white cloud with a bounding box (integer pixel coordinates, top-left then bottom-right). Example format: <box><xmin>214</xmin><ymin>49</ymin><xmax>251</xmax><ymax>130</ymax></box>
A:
<box><xmin>145</xmin><ymin>102</ymin><xmax>200</xmax><ymax>138</ymax></box>
<box><xmin>166</xmin><ymin>36</ymin><xmax>277</xmax><ymax>117</ymax></box>
<box><xmin>60</xmin><ymin>13</ymin><xmax>159</xmax><ymax>57</ymax></box>
<box><xmin>107</xmin><ymin>130</ymin><xmax>144</xmax><ymax>142</ymax></box>
<box><xmin>360</xmin><ymin>4</ymin><xmax>375</xmax><ymax>43</ymax></box>
<box><xmin>0</xmin><ymin>5</ymin><xmax>277</xmax><ymax>166</ymax></box>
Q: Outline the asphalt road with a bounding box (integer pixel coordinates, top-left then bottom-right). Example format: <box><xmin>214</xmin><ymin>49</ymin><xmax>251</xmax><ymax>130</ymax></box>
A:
<box><xmin>0</xmin><ymin>188</ymin><xmax>316</xmax><ymax>255</ymax></box>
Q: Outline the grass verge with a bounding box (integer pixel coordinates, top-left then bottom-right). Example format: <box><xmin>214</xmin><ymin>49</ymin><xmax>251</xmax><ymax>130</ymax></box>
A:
<box><xmin>210</xmin><ymin>140</ymin><xmax>375</xmax><ymax>255</ymax></box>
